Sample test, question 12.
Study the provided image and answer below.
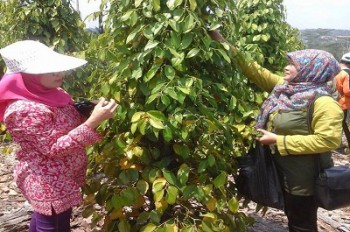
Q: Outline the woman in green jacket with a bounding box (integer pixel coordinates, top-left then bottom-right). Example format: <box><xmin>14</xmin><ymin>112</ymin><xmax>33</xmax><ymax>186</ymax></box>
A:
<box><xmin>209</xmin><ymin>31</ymin><xmax>343</xmax><ymax>232</ymax></box>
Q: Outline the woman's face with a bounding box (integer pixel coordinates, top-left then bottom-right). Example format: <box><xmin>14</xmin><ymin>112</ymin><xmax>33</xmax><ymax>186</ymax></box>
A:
<box><xmin>40</xmin><ymin>72</ymin><xmax>65</xmax><ymax>89</ymax></box>
<box><xmin>283</xmin><ymin>64</ymin><xmax>298</xmax><ymax>83</ymax></box>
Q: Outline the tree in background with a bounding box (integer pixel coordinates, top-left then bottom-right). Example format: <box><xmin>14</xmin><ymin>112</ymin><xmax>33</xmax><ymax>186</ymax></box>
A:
<box><xmin>236</xmin><ymin>0</ymin><xmax>303</xmax><ymax>72</ymax></box>
<box><xmin>82</xmin><ymin>0</ymin><xmax>303</xmax><ymax>231</ymax></box>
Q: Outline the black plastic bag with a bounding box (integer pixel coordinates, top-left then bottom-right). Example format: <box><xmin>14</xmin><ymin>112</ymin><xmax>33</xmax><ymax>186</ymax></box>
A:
<box><xmin>315</xmin><ymin>165</ymin><xmax>350</xmax><ymax>210</ymax></box>
<box><xmin>236</xmin><ymin>141</ymin><xmax>284</xmax><ymax>209</ymax></box>
<box><xmin>74</xmin><ymin>100</ymin><xmax>97</xmax><ymax>117</ymax></box>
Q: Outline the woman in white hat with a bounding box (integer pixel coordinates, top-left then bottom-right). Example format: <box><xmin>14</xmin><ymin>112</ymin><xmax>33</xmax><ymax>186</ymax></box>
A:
<box><xmin>0</xmin><ymin>40</ymin><xmax>118</xmax><ymax>232</ymax></box>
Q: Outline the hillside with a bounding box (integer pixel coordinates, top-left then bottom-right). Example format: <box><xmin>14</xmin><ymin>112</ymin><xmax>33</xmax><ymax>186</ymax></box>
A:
<box><xmin>300</xmin><ymin>29</ymin><xmax>350</xmax><ymax>60</ymax></box>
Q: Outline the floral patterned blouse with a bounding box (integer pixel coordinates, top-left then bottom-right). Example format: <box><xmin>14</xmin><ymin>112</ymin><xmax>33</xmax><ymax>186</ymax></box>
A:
<box><xmin>4</xmin><ymin>100</ymin><xmax>102</xmax><ymax>216</ymax></box>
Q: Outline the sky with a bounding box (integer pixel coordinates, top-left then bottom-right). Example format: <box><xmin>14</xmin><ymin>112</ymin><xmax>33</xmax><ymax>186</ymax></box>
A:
<box><xmin>74</xmin><ymin>0</ymin><xmax>350</xmax><ymax>30</ymax></box>
<box><xmin>283</xmin><ymin>0</ymin><xmax>350</xmax><ymax>30</ymax></box>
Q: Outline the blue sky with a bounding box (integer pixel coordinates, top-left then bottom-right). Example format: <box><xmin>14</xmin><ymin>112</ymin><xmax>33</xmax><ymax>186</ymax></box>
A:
<box><xmin>75</xmin><ymin>0</ymin><xmax>350</xmax><ymax>30</ymax></box>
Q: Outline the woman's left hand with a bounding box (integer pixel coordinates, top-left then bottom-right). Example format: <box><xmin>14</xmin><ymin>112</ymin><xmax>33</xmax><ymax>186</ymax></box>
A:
<box><xmin>256</xmin><ymin>129</ymin><xmax>277</xmax><ymax>145</ymax></box>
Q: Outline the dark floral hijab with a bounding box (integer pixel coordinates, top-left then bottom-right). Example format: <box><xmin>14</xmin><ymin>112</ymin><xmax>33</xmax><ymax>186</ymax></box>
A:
<box><xmin>256</xmin><ymin>49</ymin><xmax>340</xmax><ymax>129</ymax></box>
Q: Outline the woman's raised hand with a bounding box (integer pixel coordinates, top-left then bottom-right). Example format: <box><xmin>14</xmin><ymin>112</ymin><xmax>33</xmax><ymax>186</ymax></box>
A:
<box><xmin>84</xmin><ymin>97</ymin><xmax>118</xmax><ymax>129</ymax></box>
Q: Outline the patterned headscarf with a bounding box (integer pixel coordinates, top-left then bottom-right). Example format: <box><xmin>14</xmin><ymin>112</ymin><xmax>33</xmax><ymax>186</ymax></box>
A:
<box><xmin>256</xmin><ymin>49</ymin><xmax>340</xmax><ymax>129</ymax></box>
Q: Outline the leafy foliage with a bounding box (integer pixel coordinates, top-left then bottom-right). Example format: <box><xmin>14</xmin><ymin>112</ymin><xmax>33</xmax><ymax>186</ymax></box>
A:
<box><xmin>236</xmin><ymin>0</ymin><xmax>303</xmax><ymax>71</ymax></box>
<box><xmin>83</xmin><ymin>0</ymin><xmax>302</xmax><ymax>231</ymax></box>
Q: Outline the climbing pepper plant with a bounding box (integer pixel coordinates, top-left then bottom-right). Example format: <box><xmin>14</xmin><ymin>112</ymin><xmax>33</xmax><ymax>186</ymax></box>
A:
<box><xmin>82</xmin><ymin>0</ymin><xmax>302</xmax><ymax>231</ymax></box>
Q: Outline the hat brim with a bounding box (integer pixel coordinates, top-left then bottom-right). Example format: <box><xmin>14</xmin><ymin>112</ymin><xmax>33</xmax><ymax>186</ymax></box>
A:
<box><xmin>8</xmin><ymin>52</ymin><xmax>87</xmax><ymax>74</ymax></box>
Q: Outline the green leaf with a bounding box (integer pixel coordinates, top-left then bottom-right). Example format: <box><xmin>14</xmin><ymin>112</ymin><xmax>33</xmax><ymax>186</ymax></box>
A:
<box><xmin>229</xmin><ymin>96</ymin><xmax>237</xmax><ymax>110</ymax></box>
<box><xmin>165</xmin><ymin>87</ymin><xmax>178</xmax><ymax>101</ymax></box>
<box><xmin>145</xmin><ymin>63</ymin><xmax>161</xmax><ymax>81</ymax></box>
<box><xmin>147</xmin><ymin>110</ymin><xmax>166</xmax><ymax>121</ymax></box>
<box><xmin>183</xmin><ymin>185</ymin><xmax>196</xmax><ymax>199</ymax></box>
<box><xmin>207</xmin><ymin>155</ymin><xmax>215</xmax><ymax>167</ymax></box>
<box><xmin>137</xmin><ymin>212</ymin><xmax>150</xmax><ymax>225</ymax></box>
<box><xmin>153</xmin><ymin>0</ymin><xmax>160</xmax><ymax>12</ymax></box>
<box><xmin>119</xmin><ymin>171</ymin><xmax>131</xmax><ymax>185</ymax></box>
<box><xmin>154</xmin><ymin>189</ymin><xmax>164</xmax><ymax>202</ymax></box>
<box><xmin>135</xmin><ymin>0</ymin><xmax>143</xmax><ymax>7</ymax></box>
<box><xmin>197</xmin><ymin>160</ymin><xmax>207</xmax><ymax>173</ymax></box>
<box><xmin>181</xmin><ymin>33</ymin><xmax>193</xmax><ymax>49</ymax></box>
<box><xmin>164</xmin><ymin>65</ymin><xmax>176</xmax><ymax>80</ymax></box>
<box><xmin>218</xmin><ymin>49</ymin><xmax>231</xmax><ymax>63</ymax></box>
<box><xmin>209</xmin><ymin>22</ymin><xmax>221</xmax><ymax>31</ymax></box>
<box><xmin>118</xmin><ymin>220</ymin><xmax>131</xmax><ymax>232</ymax></box>
<box><xmin>152</xmin><ymin>178</ymin><xmax>166</xmax><ymax>192</ymax></box>
<box><xmin>182</xmin><ymin>226</ymin><xmax>196</xmax><ymax>232</ymax></box>
<box><xmin>168</xmin><ymin>19</ymin><xmax>180</xmax><ymax>32</ymax></box>
<box><xmin>228</xmin><ymin>197</ymin><xmax>239</xmax><ymax>213</ymax></box>
<box><xmin>162</xmin><ymin>126</ymin><xmax>173</xmax><ymax>142</ymax></box>
<box><xmin>151</xmin><ymin>82</ymin><xmax>166</xmax><ymax>94</ymax></box>
<box><xmin>138</xmin><ymin>119</ymin><xmax>148</xmax><ymax>135</ymax></box>
<box><xmin>126</xmin><ymin>26</ymin><xmax>142</xmax><ymax>44</ymax></box>
<box><xmin>261</xmin><ymin>34</ymin><xmax>269</xmax><ymax>42</ymax></box>
<box><xmin>143</xmin><ymin>26</ymin><xmax>154</xmax><ymax>40</ymax></box>
<box><xmin>129</xmin><ymin>11</ymin><xmax>139</xmax><ymax>26</ymax></box>
<box><xmin>166</xmin><ymin>0</ymin><xmax>183</xmax><ymax>10</ymax></box>
<box><xmin>146</xmin><ymin>93</ymin><xmax>160</xmax><ymax>104</ymax></box>
<box><xmin>186</xmin><ymin>48</ymin><xmax>200</xmax><ymax>58</ymax></box>
<box><xmin>131</xmin><ymin>122</ymin><xmax>138</xmax><ymax>134</ymax></box>
<box><xmin>161</xmin><ymin>95</ymin><xmax>171</xmax><ymax>106</ymax></box>
<box><xmin>177</xmin><ymin>164</ymin><xmax>190</xmax><ymax>185</ymax></box>
<box><xmin>234</xmin><ymin>124</ymin><xmax>246</xmax><ymax>132</ymax></box>
<box><xmin>149</xmin><ymin>211</ymin><xmax>161</xmax><ymax>224</ymax></box>
<box><xmin>183</xmin><ymin>14</ymin><xmax>195</xmax><ymax>33</ymax></box>
<box><xmin>166</xmin><ymin>186</ymin><xmax>179</xmax><ymax>204</ymax></box>
<box><xmin>82</xmin><ymin>205</ymin><xmax>94</xmax><ymax>218</ymax></box>
<box><xmin>213</xmin><ymin>172</ymin><xmax>227</xmax><ymax>188</ymax></box>
<box><xmin>152</xmin><ymin>22</ymin><xmax>164</xmax><ymax>35</ymax></box>
<box><xmin>189</xmin><ymin>0</ymin><xmax>197</xmax><ymax>11</ymax></box>
<box><xmin>131</xmin><ymin>112</ymin><xmax>144</xmax><ymax>123</ymax></box>
<box><xmin>111</xmin><ymin>195</ymin><xmax>124</xmax><ymax>210</ymax></box>
<box><xmin>171</xmin><ymin>52</ymin><xmax>185</xmax><ymax>67</ymax></box>
<box><xmin>140</xmin><ymin>223</ymin><xmax>157</xmax><ymax>232</ymax></box>
<box><xmin>132</xmin><ymin>67</ymin><xmax>143</xmax><ymax>80</ymax></box>
<box><xmin>162</xmin><ymin>169</ymin><xmax>177</xmax><ymax>185</ymax></box>
<box><xmin>136</xmin><ymin>180</ymin><xmax>150</xmax><ymax>194</ymax></box>
<box><xmin>144</xmin><ymin>40</ymin><xmax>160</xmax><ymax>50</ymax></box>
<box><xmin>101</xmin><ymin>84</ymin><xmax>110</xmax><ymax>95</ymax></box>
<box><xmin>173</xmin><ymin>144</ymin><xmax>190</xmax><ymax>158</ymax></box>
<box><xmin>177</xmin><ymin>86</ymin><xmax>190</xmax><ymax>95</ymax></box>
<box><xmin>121</xmin><ymin>10</ymin><xmax>134</xmax><ymax>21</ymax></box>
<box><xmin>149</xmin><ymin>118</ymin><xmax>165</xmax><ymax>129</ymax></box>
<box><xmin>253</xmin><ymin>35</ymin><xmax>261</xmax><ymax>42</ymax></box>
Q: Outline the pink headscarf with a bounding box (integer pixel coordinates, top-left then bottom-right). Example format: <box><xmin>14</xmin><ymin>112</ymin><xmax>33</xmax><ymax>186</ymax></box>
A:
<box><xmin>0</xmin><ymin>73</ymin><xmax>73</xmax><ymax>122</ymax></box>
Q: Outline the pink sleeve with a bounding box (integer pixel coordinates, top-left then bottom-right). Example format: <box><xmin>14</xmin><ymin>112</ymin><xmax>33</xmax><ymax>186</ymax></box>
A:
<box><xmin>5</xmin><ymin>104</ymin><xmax>102</xmax><ymax>158</ymax></box>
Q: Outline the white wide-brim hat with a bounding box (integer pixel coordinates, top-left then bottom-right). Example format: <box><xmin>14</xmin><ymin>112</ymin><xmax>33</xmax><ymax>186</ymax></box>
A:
<box><xmin>0</xmin><ymin>40</ymin><xmax>87</xmax><ymax>74</ymax></box>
